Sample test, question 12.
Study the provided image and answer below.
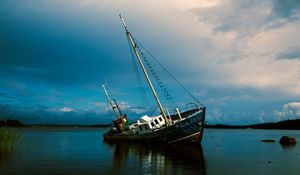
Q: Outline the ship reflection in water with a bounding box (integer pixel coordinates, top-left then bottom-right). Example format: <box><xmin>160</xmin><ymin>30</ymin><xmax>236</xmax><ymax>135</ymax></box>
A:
<box><xmin>105</xmin><ymin>142</ymin><xmax>206</xmax><ymax>175</ymax></box>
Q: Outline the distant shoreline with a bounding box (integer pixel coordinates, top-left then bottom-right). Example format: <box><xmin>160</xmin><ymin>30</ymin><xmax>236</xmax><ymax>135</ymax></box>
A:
<box><xmin>1</xmin><ymin>119</ymin><xmax>300</xmax><ymax>130</ymax></box>
<box><xmin>0</xmin><ymin>125</ymin><xmax>112</xmax><ymax>128</ymax></box>
<box><xmin>0</xmin><ymin>119</ymin><xmax>111</xmax><ymax>128</ymax></box>
<box><xmin>27</xmin><ymin>124</ymin><xmax>112</xmax><ymax>128</ymax></box>
<box><xmin>206</xmin><ymin>119</ymin><xmax>300</xmax><ymax>130</ymax></box>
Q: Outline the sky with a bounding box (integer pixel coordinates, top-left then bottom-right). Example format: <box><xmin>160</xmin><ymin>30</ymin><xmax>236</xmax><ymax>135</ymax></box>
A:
<box><xmin>1</xmin><ymin>0</ymin><xmax>300</xmax><ymax>125</ymax></box>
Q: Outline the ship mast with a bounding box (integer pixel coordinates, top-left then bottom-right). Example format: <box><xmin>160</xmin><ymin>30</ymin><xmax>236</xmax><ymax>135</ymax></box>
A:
<box><xmin>101</xmin><ymin>84</ymin><xmax>123</xmax><ymax>118</ymax></box>
<box><xmin>119</xmin><ymin>14</ymin><xmax>169</xmax><ymax>124</ymax></box>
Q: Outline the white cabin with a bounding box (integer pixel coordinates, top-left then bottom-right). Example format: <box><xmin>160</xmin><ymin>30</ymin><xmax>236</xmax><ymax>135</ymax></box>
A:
<box><xmin>130</xmin><ymin>114</ymin><xmax>166</xmax><ymax>134</ymax></box>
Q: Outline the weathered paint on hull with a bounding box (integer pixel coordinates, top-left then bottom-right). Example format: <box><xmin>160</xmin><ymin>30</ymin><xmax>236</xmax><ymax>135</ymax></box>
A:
<box><xmin>103</xmin><ymin>108</ymin><xmax>206</xmax><ymax>144</ymax></box>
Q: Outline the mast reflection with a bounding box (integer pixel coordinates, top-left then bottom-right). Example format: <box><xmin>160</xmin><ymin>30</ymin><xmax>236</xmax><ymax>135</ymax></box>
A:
<box><xmin>105</xmin><ymin>142</ymin><xmax>206</xmax><ymax>175</ymax></box>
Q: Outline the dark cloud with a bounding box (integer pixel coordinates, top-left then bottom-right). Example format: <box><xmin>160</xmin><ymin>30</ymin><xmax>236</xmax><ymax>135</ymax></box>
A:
<box><xmin>272</xmin><ymin>0</ymin><xmax>300</xmax><ymax>20</ymax></box>
<box><xmin>0</xmin><ymin>92</ymin><xmax>14</xmax><ymax>100</ymax></box>
<box><xmin>276</xmin><ymin>48</ymin><xmax>300</xmax><ymax>60</ymax></box>
<box><xmin>0</xmin><ymin>1</ymin><xmax>147</xmax><ymax>124</ymax></box>
<box><xmin>1</xmin><ymin>0</ymin><xmax>299</xmax><ymax>125</ymax></box>
<box><xmin>0</xmin><ymin>30</ymin><xmax>126</xmax><ymax>86</ymax></box>
<box><xmin>0</xmin><ymin>0</ymin><xmax>132</xmax><ymax>86</ymax></box>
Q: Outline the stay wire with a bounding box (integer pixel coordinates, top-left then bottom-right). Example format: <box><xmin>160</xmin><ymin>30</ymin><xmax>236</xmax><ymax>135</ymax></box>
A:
<box><xmin>135</xmin><ymin>44</ymin><xmax>177</xmax><ymax>112</ymax></box>
<box><xmin>132</xmin><ymin>36</ymin><xmax>204</xmax><ymax>107</ymax></box>
<box><xmin>127</xmin><ymin>35</ymin><xmax>150</xmax><ymax>114</ymax></box>
<box><xmin>205</xmin><ymin>126</ymin><xmax>220</xmax><ymax>148</ymax></box>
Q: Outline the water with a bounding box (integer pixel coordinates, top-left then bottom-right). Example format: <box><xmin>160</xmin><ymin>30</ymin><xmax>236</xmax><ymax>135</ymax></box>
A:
<box><xmin>1</xmin><ymin>128</ymin><xmax>300</xmax><ymax>175</ymax></box>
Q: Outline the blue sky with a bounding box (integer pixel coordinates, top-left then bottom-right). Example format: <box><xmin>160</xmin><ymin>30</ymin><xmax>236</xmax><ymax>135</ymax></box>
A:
<box><xmin>1</xmin><ymin>0</ymin><xmax>300</xmax><ymax>125</ymax></box>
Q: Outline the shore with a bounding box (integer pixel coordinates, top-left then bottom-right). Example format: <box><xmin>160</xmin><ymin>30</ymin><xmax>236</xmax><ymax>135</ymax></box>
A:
<box><xmin>0</xmin><ymin>128</ymin><xmax>20</xmax><ymax>149</ymax></box>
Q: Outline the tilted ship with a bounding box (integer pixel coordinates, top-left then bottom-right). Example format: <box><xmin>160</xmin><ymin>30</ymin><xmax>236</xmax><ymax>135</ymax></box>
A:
<box><xmin>102</xmin><ymin>15</ymin><xmax>206</xmax><ymax>143</ymax></box>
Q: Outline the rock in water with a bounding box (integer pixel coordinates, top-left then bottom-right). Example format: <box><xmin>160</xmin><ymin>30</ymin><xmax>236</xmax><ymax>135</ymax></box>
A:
<box><xmin>279</xmin><ymin>136</ymin><xmax>296</xmax><ymax>145</ymax></box>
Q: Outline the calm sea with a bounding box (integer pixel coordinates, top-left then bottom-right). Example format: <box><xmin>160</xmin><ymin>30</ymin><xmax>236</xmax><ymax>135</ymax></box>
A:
<box><xmin>1</xmin><ymin>128</ymin><xmax>300</xmax><ymax>175</ymax></box>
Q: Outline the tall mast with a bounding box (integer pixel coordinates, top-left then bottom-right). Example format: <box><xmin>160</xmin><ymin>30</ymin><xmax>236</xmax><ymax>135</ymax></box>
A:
<box><xmin>119</xmin><ymin>14</ymin><xmax>168</xmax><ymax>122</ymax></box>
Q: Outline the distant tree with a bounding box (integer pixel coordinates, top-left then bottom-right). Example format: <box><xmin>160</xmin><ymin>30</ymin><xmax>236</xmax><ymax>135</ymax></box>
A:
<box><xmin>0</xmin><ymin>120</ymin><xmax>5</xmax><ymax>126</ymax></box>
<box><xmin>5</xmin><ymin>119</ymin><xmax>24</xmax><ymax>127</ymax></box>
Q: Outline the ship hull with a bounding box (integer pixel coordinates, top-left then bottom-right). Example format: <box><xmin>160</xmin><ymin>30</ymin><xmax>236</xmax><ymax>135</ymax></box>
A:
<box><xmin>103</xmin><ymin>108</ymin><xmax>206</xmax><ymax>144</ymax></box>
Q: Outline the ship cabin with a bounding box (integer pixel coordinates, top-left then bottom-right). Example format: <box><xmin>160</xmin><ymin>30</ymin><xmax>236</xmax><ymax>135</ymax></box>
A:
<box><xmin>135</xmin><ymin>115</ymin><xmax>166</xmax><ymax>134</ymax></box>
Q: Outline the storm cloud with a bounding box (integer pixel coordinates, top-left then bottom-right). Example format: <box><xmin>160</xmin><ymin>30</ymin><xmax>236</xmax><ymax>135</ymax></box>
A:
<box><xmin>1</xmin><ymin>0</ymin><xmax>300</xmax><ymax>124</ymax></box>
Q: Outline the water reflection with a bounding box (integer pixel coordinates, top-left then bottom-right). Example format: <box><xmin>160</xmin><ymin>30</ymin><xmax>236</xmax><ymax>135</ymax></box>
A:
<box><xmin>105</xmin><ymin>142</ymin><xmax>206</xmax><ymax>175</ymax></box>
<box><xmin>280</xmin><ymin>144</ymin><xmax>297</xmax><ymax>150</ymax></box>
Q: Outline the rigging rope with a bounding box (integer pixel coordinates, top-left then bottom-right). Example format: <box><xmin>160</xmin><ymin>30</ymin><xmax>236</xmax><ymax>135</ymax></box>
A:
<box><xmin>127</xmin><ymin>35</ymin><xmax>150</xmax><ymax>114</ymax></box>
<box><xmin>135</xmin><ymin>44</ymin><xmax>177</xmax><ymax>112</ymax></box>
<box><xmin>132</xmin><ymin>36</ymin><xmax>204</xmax><ymax>107</ymax></box>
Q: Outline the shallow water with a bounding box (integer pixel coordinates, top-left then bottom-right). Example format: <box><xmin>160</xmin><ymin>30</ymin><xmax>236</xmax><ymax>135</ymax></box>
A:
<box><xmin>0</xmin><ymin>128</ymin><xmax>299</xmax><ymax>175</ymax></box>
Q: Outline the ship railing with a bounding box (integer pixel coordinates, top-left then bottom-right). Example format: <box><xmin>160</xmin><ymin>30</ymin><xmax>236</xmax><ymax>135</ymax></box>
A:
<box><xmin>168</xmin><ymin>102</ymin><xmax>201</xmax><ymax>122</ymax></box>
<box><xmin>174</xmin><ymin>103</ymin><xmax>200</xmax><ymax>114</ymax></box>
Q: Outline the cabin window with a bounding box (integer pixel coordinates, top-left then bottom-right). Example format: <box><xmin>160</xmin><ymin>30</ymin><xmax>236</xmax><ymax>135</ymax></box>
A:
<box><xmin>154</xmin><ymin>119</ymin><xmax>159</xmax><ymax>125</ymax></box>
<box><xmin>159</xmin><ymin>117</ymin><xmax>162</xmax><ymax>122</ymax></box>
<box><xmin>139</xmin><ymin>125</ymin><xmax>143</xmax><ymax>131</ymax></box>
<box><xmin>144</xmin><ymin>125</ymin><xmax>148</xmax><ymax>130</ymax></box>
<box><xmin>151</xmin><ymin>122</ymin><xmax>155</xmax><ymax>127</ymax></box>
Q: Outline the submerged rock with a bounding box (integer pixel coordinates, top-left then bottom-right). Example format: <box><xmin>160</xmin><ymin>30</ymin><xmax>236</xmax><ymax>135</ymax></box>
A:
<box><xmin>279</xmin><ymin>136</ymin><xmax>296</xmax><ymax>145</ymax></box>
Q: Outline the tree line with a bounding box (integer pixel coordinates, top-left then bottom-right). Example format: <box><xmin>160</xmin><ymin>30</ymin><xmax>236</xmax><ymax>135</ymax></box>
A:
<box><xmin>0</xmin><ymin>119</ymin><xmax>25</xmax><ymax>127</ymax></box>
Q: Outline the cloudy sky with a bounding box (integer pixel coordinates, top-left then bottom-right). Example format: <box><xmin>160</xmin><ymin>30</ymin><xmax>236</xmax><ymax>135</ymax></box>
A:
<box><xmin>1</xmin><ymin>0</ymin><xmax>300</xmax><ymax>125</ymax></box>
